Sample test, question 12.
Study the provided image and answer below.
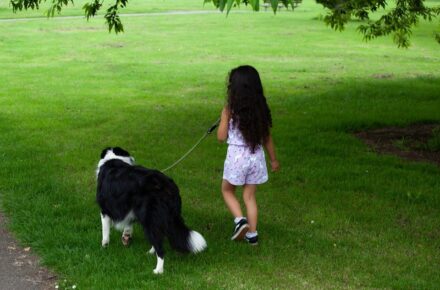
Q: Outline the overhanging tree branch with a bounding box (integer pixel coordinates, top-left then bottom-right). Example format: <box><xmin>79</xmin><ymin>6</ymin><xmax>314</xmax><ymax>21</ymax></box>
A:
<box><xmin>316</xmin><ymin>0</ymin><xmax>440</xmax><ymax>47</ymax></box>
<box><xmin>8</xmin><ymin>0</ymin><xmax>440</xmax><ymax>47</ymax></box>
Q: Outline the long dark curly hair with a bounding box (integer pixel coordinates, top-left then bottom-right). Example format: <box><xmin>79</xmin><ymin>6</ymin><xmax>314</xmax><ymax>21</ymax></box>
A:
<box><xmin>227</xmin><ymin>65</ymin><xmax>272</xmax><ymax>153</ymax></box>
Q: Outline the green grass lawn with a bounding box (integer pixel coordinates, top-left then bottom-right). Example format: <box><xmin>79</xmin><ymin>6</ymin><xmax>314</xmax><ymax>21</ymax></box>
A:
<box><xmin>1</xmin><ymin>1</ymin><xmax>440</xmax><ymax>289</ymax></box>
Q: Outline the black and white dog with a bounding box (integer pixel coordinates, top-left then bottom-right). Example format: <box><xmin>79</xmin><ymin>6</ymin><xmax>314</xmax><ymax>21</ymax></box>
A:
<box><xmin>96</xmin><ymin>147</ymin><xmax>207</xmax><ymax>274</ymax></box>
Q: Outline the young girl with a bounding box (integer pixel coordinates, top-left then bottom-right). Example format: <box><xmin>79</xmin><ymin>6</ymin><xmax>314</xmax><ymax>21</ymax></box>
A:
<box><xmin>217</xmin><ymin>65</ymin><xmax>279</xmax><ymax>245</ymax></box>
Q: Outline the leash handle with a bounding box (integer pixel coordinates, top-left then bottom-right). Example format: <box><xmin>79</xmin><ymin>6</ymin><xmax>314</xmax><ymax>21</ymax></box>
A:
<box><xmin>207</xmin><ymin>118</ymin><xmax>221</xmax><ymax>134</ymax></box>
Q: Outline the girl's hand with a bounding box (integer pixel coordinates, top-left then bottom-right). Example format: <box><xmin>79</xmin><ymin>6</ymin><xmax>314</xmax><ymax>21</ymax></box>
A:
<box><xmin>270</xmin><ymin>160</ymin><xmax>280</xmax><ymax>172</ymax></box>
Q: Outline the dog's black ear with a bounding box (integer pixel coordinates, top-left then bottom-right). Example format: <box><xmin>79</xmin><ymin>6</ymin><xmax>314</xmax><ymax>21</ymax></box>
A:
<box><xmin>100</xmin><ymin>147</ymin><xmax>112</xmax><ymax>159</ymax></box>
<box><xmin>112</xmin><ymin>147</ymin><xmax>130</xmax><ymax>157</ymax></box>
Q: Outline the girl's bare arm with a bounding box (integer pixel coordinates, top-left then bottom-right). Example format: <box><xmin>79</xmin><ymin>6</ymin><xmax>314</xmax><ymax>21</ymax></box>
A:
<box><xmin>217</xmin><ymin>107</ymin><xmax>230</xmax><ymax>142</ymax></box>
<box><xmin>264</xmin><ymin>135</ymin><xmax>280</xmax><ymax>172</ymax></box>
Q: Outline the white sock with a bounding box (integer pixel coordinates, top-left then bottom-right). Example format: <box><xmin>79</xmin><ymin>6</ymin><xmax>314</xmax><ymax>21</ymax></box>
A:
<box><xmin>234</xmin><ymin>217</ymin><xmax>246</xmax><ymax>224</ymax></box>
<box><xmin>246</xmin><ymin>231</ymin><xmax>258</xmax><ymax>238</ymax></box>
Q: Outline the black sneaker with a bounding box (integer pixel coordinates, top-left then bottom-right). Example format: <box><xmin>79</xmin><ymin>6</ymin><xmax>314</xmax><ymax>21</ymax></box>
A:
<box><xmin>231</xmin><ymin>219</ymin><xmax>249</xmax><ymax>241</ymax></box>
<box><xmin>245</xmin><ymin>235</ymin><xmax>258</xmax><ymax>246</ymax></box>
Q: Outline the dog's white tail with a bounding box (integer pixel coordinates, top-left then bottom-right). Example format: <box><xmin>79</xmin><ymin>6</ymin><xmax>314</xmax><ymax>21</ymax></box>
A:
<box><xmin>188</xmin><ymin>231</ymin><xmax>207</xmax><ymax>253</ymax></box>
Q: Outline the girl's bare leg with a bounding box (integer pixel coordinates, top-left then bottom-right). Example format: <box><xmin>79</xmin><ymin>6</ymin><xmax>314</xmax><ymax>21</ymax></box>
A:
<box><xmin>221</xmin><ymin>179</ymin><xmax>243</xmax><ymax>218</ymax></box>
<box><xmin>243</xmin><ymin>184</ymin><xmax>258</xmax><ymax>232</ymax></box>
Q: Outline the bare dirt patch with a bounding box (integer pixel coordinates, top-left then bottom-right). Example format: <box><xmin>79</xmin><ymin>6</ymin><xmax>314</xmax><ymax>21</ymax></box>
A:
<box><xmin>355</xmin><ymin>123</ymin><xmax>440</xmax><ymax>166</ymax></box>
<box><xmin>0</xmin><ymin>212</ymin><xmax>57</xmax><ymax>290</ymax></box>
<box><xmin>102</xmin><ymin>42</ymin><xmax>125</xmax><ymax>48</ymax></box>
<box><xmin>372</xmin><ymin>73</ymin><xmax>394</xmax><ymax>79</ymax></box>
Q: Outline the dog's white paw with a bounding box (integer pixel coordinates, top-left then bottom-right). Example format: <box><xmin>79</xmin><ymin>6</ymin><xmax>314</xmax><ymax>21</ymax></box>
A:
<box><xmin>153</xmin><ymin>256</ymin><xmax>164</xmax><ymax>274</ymax></box>
<box><xmin>121</xmin><ymin>234</ymin><xmax>132</xmax><ymax>247</ymax></box>
<box><xmin>102</xmin><ymin>239</ymin><xmax>109</xmax><ymax>247</ymax></box>
<box><xmin>148</xmin><ymin>247</ymin><xmax>156</xmax><ymax>255</ymax></box>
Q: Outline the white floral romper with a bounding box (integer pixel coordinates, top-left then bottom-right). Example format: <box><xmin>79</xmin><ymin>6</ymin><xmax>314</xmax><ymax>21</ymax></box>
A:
<box><xmin>223</xmin><ymin>119</ymin><xmax>268</xmax><ymax>186</ymax></box>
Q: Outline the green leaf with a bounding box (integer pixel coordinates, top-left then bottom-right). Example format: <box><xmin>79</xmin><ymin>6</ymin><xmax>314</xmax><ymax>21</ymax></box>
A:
<box><xmin>249</xmin><ymin>0</ymin><xmax>259</xmax><ymax>11</ymax></box>
<box><xmin>226</xmin><ymin>0</ymin><xmax>234</xmax><ymax>15</ymax></box>
<box><xmin>219</xmin><ymin>0</ymin><xmax>226</xmax><ymax>11</ymax></box>
<box><xmin>270</xmin><ymin>0</ymin><xmax>278</xmax><ymax>13</ymax></box>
